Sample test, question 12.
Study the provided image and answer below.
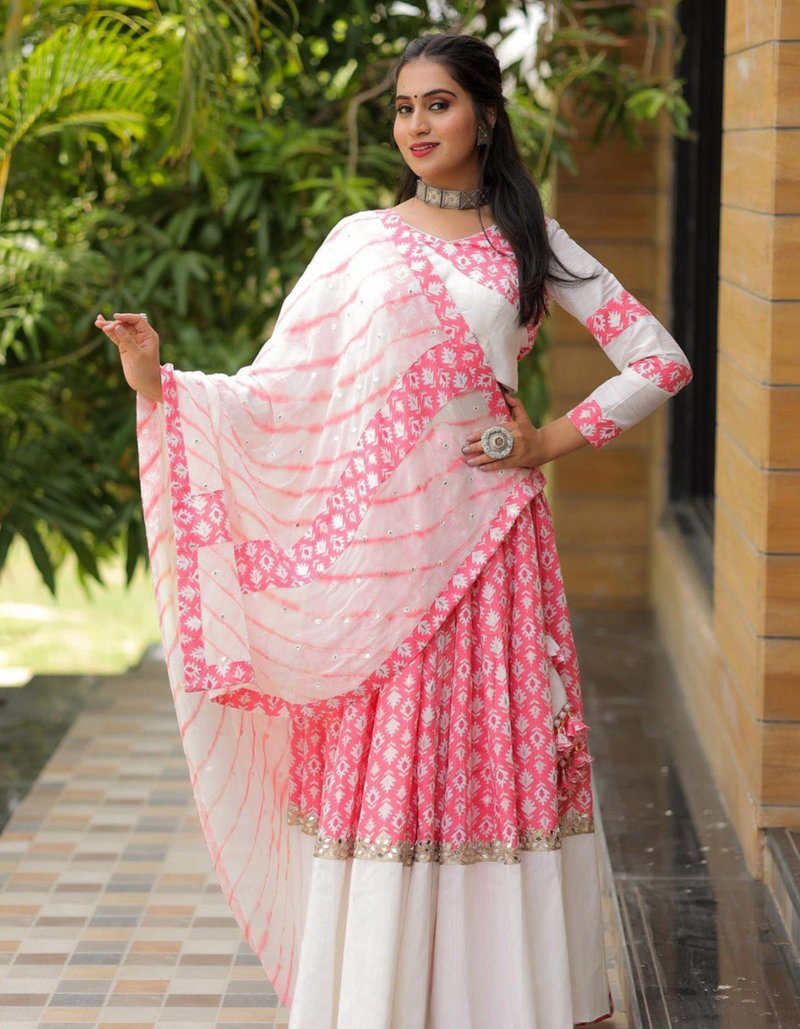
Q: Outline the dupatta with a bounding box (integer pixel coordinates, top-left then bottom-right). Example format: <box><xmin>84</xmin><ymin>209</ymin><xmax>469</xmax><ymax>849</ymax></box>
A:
<box><xmin>134</xmin><ymin>207</ymin><xmax>547</xmax><ymax>1004</ymax></box>
<box><xmin>137</xmin><ymin>208</ymin><xmax>547</xmax><ymax>712</ymax></box>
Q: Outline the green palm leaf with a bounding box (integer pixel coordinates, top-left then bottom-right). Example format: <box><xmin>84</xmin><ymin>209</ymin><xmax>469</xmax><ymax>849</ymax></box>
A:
<box><xmin>0</xmin><ymin>17</ymin><xmax>161</xmax><ymax>159</ymax></box>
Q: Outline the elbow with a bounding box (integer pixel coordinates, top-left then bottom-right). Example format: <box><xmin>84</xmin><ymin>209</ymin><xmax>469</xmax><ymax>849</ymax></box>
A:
<box><xmin>665</xmin><ymin>361</ymin><xmax>693</xmax><ymax>397</ymax></box>
<box><xmin>629</xmin><ymin>355</ymin><xmax>693</xmax><ymax>395</ymax></box>
<box><xmin>676</xmin><ymin>358</ymin><xmax>693</xmax><ymax>393</ymax></box>
<box><xmin>674</xmin><ymin>341</ymin><xmax>693</xmax><ymax>391</ymax></box>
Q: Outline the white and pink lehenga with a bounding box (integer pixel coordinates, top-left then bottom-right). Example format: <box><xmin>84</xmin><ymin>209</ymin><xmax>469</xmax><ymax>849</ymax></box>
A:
<box><xmin>136</xmin><ymin>206</ymin><xmax>693</xmax><ymax>1029</ymax></box>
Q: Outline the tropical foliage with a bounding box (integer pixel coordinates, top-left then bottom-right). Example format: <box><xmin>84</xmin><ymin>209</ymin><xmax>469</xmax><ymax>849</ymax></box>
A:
<box><xmin>0</xmin><ymin>0</ymin><xmax>689</xmax><ymax>592</ymax></box>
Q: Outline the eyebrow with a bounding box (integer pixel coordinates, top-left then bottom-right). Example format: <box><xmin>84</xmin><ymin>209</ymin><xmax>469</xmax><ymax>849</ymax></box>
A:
<box><xmin>394</xmin><ymin>89</ymin><xmax>458</xmax><ymax>101</ymax></box>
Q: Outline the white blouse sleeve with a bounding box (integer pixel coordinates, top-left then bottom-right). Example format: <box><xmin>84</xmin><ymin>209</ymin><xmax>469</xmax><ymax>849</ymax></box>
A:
<box><xmin>544</xmin><ymin>215</ymin><xmax>693</xmax><ymax>450</ymax></box>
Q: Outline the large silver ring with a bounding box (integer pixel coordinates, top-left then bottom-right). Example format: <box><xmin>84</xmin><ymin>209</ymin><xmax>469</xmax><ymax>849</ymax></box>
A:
<box><xmin>137</xmin><ymin>312</ymin><xmax>149</xmax><ymax>322</ymax></box>
<box><xmin>480</xmin><ymin>424</ymin><xmax>514</xmax><ymax>460</ymax></box>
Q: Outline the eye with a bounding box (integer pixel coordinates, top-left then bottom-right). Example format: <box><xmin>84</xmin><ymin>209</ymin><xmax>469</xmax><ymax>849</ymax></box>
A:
<box><xmin>394</xmin><ymin>98</ymin><xmax>450</xmax><ymax>116</ymax></box>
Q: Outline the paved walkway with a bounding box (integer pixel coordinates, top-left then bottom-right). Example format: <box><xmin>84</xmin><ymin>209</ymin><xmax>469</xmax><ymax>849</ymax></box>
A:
<box><xmin>0</xmin><ymin>652</ymin><xmax>628</xmax><ymax>1029</ymax></box>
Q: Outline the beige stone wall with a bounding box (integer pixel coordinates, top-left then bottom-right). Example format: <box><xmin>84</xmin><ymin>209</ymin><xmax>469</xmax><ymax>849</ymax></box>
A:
<box><xmin>549</xmin><ymin>0</ymin><xmax>800</xmax><ymax>877</ymax></box>
<box><xmin>547</xmin><ymin>29</ymin><xmax>673</xmax><ymax>608</ymax></box>
<box><xmin>716</xmin><ymin>0</ymin><xmax>800</xmax><ymax>830</ymax></box>
<box><xmin>655</xmin><ymin>0</ymin><xmax>800</xmax><ymax>876</ymax></box>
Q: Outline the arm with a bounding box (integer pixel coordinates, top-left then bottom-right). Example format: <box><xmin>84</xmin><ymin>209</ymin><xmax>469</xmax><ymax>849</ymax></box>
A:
<box><xmin>460</xmin><ymin>217</ymin><xmax>692</xmax><ymax>472</ymax></box>
<box><xmin>95</xmin><ymin>312</ymin><xmax>163</xmax><ymax>402</ymax></box>
<box><xmin>545</xmin><ymin>215</ymin><xmax>693</xmax><ymax>450</ymax></box>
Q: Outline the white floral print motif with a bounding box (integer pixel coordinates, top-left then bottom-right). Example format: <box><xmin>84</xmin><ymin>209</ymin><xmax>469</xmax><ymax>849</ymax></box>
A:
<box><xmin>542</xmin><ymin>221</ymin><xmax>694</xmax><ymax>450</ymax></box>
<box><xmin>156</xmin><ymin>209</ymin><xmax>540</xmax><ymax>699</ymax></box>
<box><xmin>220</xmin><ymin>489</ymin><xmax>595</xmax><ymax>865</ymax></box>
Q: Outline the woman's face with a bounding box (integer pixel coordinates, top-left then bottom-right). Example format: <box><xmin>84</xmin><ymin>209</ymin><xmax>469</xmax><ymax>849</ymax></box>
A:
<box><xmin>393</xmin><ymin>58</ymin><xmax>483</xmax><ymax>190</ymax></box>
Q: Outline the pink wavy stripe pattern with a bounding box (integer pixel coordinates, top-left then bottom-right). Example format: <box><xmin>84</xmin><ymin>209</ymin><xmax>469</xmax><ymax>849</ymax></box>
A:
<box><xmin>232</xmin><ymin>340</ymin><xmax>501</xmax><ymax>593</ymax></box>
<box><xmin>215</xmin><ymin>473</ymin><xmax>544</xmax><ymax>718</ymax></box>
<box><xmin>586</xmin><ymin>288</ymin><xmax>652</xmax><ymax>348</ymax></box>
<box><xmin>160</xmin><ymin>207</ymin><xmax>536</xmax><ymax>697</ymax></box>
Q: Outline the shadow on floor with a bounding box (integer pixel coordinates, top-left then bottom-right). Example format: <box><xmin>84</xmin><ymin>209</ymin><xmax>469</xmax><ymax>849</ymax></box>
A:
<box><xmin>0</xmin><ymin>673</ymin><xmax>99</xmax><ymax>834</ymax></box>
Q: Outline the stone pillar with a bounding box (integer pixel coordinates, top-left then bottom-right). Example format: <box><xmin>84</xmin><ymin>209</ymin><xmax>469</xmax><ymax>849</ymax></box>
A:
<box><xmin>713</xmin><ymin>0</ymin><xmax>800</xmax><ymax>848</ymax></box>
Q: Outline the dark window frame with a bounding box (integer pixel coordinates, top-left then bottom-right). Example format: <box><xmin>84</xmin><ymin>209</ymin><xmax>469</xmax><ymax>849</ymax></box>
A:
<box><xmin>666</xmin><ymin>0</ymin><xmax>727</xmax><ymax>598</ymax></box>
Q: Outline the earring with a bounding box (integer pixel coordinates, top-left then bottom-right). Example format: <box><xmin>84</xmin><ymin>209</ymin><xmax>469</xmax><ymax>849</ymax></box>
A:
<box><xmin>477</xmin><ymin>124</ymin><xmax>492</xmax><ymax>146</ymax></box>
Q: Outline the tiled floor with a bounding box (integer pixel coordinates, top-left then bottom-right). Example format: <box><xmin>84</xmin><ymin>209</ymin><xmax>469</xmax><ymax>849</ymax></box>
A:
<box><xmin>0</xmin><ymin>663</ymin><xmax>288</xmax><ymax>1028</ymax></box>
<box><xmin>0</xmin><ymin>656</ymin><xmax>628</xmax><ymax>1029</ymax></box>
<box><xmin>765</xmin><ymin>829</ymin><xmax>800</xmax><ymax>969</ymax></box>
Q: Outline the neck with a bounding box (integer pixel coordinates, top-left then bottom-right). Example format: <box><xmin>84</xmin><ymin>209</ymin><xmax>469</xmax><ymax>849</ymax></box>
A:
<box><xmin>417</xmin><ymin>173</ymin><xmax>480</xmax><ymax>192</ymax></box>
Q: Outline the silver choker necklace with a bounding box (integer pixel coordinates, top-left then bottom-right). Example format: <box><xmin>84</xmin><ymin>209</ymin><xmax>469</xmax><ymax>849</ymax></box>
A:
<box><xmin>415</xmin><ymin>179</ymin><xmax>489</xmax><ymax>210</ymax></box>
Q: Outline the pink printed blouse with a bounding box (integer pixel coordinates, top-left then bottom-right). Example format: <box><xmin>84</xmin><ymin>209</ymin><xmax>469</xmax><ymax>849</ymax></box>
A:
<box><xmin>416</xmin><ymin>213</ymin><xmax>693</xmax><ymax>449</ymax></box>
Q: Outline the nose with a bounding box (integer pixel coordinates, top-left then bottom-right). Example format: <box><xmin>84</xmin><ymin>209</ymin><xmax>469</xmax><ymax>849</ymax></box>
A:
<box><xmin>409</xmin><ymin>108</ymin><xmax>431</xmax><ymax>134</ymax></box>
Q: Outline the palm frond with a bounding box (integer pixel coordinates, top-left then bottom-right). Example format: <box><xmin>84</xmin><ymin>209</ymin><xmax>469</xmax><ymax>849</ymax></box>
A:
<box><xmin>0</xmin><ymin>16</ymin><xmax>162</xmax><ymax>161</ymax></box>
<box><xmin>157</xmin><ymin>0</ymin><xmax>295</xmax><ymax>160</ymax></box>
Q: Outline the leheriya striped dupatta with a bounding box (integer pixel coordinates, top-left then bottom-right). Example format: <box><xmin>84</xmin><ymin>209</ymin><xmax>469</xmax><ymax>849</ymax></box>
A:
<box><xmin>134</xmin><ymin>207</ymin><xmax>546</xmax><ymax>1003</ymax></box>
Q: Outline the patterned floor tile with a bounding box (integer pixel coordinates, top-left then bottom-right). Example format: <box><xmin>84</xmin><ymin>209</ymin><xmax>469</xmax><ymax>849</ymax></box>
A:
<box><xmin>0</xmin><ymin>658</ymin><xmax>628</xmax><ymax>1028</ymax></box>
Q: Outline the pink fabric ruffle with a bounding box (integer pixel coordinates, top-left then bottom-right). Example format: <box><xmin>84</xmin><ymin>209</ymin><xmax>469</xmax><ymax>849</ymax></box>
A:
<box><xmin>554</xmin><ymin>703</ymin><xmax>594</xmax><ymax>790</ymax></box>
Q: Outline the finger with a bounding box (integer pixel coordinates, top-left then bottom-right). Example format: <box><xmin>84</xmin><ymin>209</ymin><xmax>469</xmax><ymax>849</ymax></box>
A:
<box><xmin>506</xmin><ymin>396</ymin><xmax>532</xmax><ymax>424</ymax></box>
<box><xmin>463</xmin><ymin>420</ymin><xmax>513</xmax><ymax>446</ymax></box>
<box><xmin>116</xmin><ymin>326</ymin><xmax>139</xmax><ymax>346</ymax></box>
<box><xmin>462</xmin><ymin>441</ymin><xmax>517</xmax><ymax>463</ymax></box>
<box><xmin>477</xmin><ymin>458</ymin><xmax>517</xmax><ymax>472</ymax></box>
<box><xmin>107</xmin><ymin>322</ymin><xmax>138</xmax><ymax>347</ymax></box>
<box><xmin>98</xmin><ymin>323</ymin><xmax>123</xmax><ymax>346</ymax></box>
<box><xmin>466</xmin><ymin>451</ymin><xmax>526</xmax><ymax>471</ymax></box>
<box><xmin>462</xmin><ymin>429</ymin><xmax>519</xmax><ymax>460</ymax></box>
<box><xmin>463</xmin><ymin>443</ymin><xmax>522</xmax><ymax>467</ymax></box>
<box><xmin>466</xmin><ymin>453</ymin><xmax>500</xmax><ymax>469</ymax></box>
<box><xmin>113</xmin><ymin>312</ymin><xmax>149</xmax><ymax>328</ymax></box>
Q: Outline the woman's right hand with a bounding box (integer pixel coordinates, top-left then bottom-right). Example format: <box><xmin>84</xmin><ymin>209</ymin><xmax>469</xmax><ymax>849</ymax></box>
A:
<box><xmin>95</xmin><ymin>311</ymin><xmax>163</xmax><ymax>402</ymax></box>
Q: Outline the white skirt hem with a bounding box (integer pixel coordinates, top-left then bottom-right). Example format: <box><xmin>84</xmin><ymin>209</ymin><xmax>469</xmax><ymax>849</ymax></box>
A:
<box><xmin>287</xmin><ymin>827</ymin><xmax>612</xmax><ymax>1029</ymax></box>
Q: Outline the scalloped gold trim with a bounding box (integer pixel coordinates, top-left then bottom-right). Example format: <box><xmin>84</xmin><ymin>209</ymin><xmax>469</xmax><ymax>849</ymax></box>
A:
<box><xmin>287</xmin><ymin>804</ymin><xmax>594</xmax><ymax>866</ymax></box>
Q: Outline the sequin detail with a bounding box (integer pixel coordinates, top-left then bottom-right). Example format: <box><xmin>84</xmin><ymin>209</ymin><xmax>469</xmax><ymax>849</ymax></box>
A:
<box><xmin>287</xmin><ymin>803</ymin><xmax>594</xmax><ymax>866</ymax></box>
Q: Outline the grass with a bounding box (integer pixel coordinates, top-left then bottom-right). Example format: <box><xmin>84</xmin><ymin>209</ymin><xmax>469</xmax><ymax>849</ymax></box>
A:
<box><xmin>0</xmin><ymin>539</ymin><xmax>161</xmax><ymax>688</ymax></box>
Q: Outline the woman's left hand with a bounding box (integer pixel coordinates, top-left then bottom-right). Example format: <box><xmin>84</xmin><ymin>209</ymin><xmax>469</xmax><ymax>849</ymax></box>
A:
<box><xmin>461</xmin><ymin>393</ymin><xmax>548</xmax><ymax>471</ymax></box>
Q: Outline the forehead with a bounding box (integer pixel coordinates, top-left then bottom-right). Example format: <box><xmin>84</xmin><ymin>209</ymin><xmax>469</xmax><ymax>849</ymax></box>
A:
<box><xmin>395</xmin><ymin>58</ymin><xmax>461</xmax><ymax>96</ymax></box>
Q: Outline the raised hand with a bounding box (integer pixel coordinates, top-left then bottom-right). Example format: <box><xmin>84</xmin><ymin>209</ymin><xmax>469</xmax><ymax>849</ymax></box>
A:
<box><xmin>95</xmin><ymin>312</ymin><xmax>163</xmax><ymax>402</ymax></box>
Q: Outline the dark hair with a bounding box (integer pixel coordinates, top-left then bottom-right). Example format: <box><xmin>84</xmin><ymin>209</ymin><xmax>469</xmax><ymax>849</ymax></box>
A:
<box><xmin>390</xmin><ymin>32</ymin><xmax>599</xmax><ymax>328</ymax></box>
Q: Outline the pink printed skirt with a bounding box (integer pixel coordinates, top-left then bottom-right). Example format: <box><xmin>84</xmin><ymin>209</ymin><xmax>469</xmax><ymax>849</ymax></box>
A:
<box><xmin>215</xmin><ymin>488</ymin><xmax>614</xmax><ymax>1029</ymax></box>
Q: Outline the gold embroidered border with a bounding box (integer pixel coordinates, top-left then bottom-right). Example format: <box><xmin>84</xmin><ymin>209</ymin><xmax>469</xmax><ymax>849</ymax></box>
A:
<box><xmin>560</xmin><ymin>810</ymin><xmax>594</xmax><ymax>836</ymax></box>
<box><xmin>287</xmin><ymin>803</ymin><xmax>594</xmax><ymax>867</ymax></box>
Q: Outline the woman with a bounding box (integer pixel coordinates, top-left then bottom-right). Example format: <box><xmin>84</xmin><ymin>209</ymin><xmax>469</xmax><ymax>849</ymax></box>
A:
<box><xmin>96</xmin><ymin>32</ymin><xmax>692</xmax><ymax>1029</ymax></box>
